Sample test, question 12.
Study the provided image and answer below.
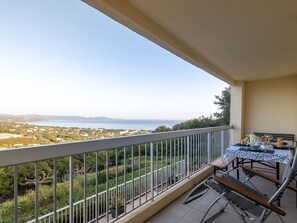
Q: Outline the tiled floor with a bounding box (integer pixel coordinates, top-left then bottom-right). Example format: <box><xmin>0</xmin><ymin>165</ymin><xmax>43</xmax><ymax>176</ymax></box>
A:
<box><xmin>145</xmin><ymin>164</ymin><xmax>297</xmax><ymax>223</ymax></box>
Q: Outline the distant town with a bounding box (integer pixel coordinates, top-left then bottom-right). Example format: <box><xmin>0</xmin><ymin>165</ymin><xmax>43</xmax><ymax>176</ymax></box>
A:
<box><xmin>0</xmin><ymin>121</ymin><xmax>151</xmax><ymax>149</ymax></box>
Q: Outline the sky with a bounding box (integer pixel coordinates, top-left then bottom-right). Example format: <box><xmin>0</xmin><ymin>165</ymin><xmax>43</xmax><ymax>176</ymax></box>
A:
<box><xmin>0</xmin><ymin>1</ymin><xmax>228</xmax><ymax>120</ymax></box>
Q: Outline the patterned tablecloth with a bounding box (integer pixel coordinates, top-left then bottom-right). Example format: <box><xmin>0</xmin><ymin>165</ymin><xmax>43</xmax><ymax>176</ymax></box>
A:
<box><xmin>224</xmin><ymin>145</ymin><xmax>292</xmax><ymax>164</ymax></box>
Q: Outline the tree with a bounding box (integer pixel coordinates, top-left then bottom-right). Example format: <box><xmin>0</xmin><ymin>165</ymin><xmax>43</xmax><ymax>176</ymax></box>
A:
<box><xmin>173</xmin><ymin>116</ymin><xmax>219</xmax><ymax>130</ymax></box>
<box><xmin>213</xmin><ymin>86</ymin><xmax>230</xmax><ymax>125</ymax></box>
<box><xmin>172</xmin><ymin>86</ymin><xmax>231</xmax><ymax>130</ymax></box>
<box><xmin>0</xmin><ymin>168</ymin><xmax>13</xmax><ymax>201</ymax></box>
<box><xmin>153</xmin><ymin>125</ymin><xmax>172</xmax><ymax>133</ymax></box>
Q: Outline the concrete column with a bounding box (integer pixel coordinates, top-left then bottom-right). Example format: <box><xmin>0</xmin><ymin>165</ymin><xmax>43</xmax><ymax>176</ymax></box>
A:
<box><xmin>230</xmin><ymin>81</ymin><xmax>245</xmax><ymax>144</ymax></box>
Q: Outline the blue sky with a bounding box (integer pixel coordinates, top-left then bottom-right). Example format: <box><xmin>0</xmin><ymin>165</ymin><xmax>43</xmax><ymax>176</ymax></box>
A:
<box><xmin>0</xmin><ymin>1</ymin><xmax>228</xmax><ymax>120</ymax></box>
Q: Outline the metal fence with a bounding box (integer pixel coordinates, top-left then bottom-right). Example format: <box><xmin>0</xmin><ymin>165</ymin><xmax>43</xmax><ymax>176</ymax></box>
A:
<box><xmin>0</xmin><ymin>126</ymin><xmax>232</xmax><ymax>223</ymax></box>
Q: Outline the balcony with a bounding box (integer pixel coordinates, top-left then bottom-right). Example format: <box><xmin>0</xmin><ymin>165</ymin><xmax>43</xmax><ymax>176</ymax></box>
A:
<box><xmin>2</xmin><ymin>1</ymin><xmax>297</xmax><ymax>222</ymax></box>
<box><xmin>145</xmin><ymin>162</ymin><xmax>297</xmax><ymax>223</ymax></box>
<box><xmin>0</xmin><ymin>126</ymin><xmax>231</xmax><ymax>222</ymax></box>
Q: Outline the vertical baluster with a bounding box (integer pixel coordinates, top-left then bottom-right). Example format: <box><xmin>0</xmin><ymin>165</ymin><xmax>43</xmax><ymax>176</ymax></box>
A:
<box><xmin>69</xmin><ymin>156</ymin><xmax>73</xmax><ymax>223</ymax></box>
<box><xmin>88</xmin><ymin>199</ymin><xmax>90</xmax><ymax>221</ymax></box>
<box><xmin>155</xmin><ymin>142</ymin><xmax>158</xmax><ymax>194</ymax></box>
<box><xmin>170</xmin><ymin>139</ymin><xmax>172</xmax><ymax>186</ymax></box>
<box><xmin>145</xmin><ymin>144</ymin><xmax>147</xmax><ymax>202</ymax></box>
<box><xmin>52</xmin><ymin>159</ymin><xmax>57</xmax><ymax>223</ymax></box>
<box><xmin>150</xmin><ymin>142</ymin><xmax>154</xmax><ymax>201</ymax></box>
<box><xmin>182</xmin><ymin>137</ymin><xmax>184</xmax><ymax>178</ymax></box>
<box><xmin>14</xmin><ymin>166</ymin><xmax>18</xmax><ymax>223</ymax></box>
<box><xmin>199</xmin><ymin>134</ymin><xmax>201</xmax><ymax>168</ymax></box>
<box><xmin>123</xmin><ymin>147</ymin><xmax>127</xmax><ymax>215</ymax></box>
<box><xmin>35</xmin><ymin>161</ymin><xmax>39</xmax><ymax>223</ymax></box>
<box><xmin>95</xmin><ymin>152</ymin><xmax>98</xmax><ymax>222</ymax></box>
<box><xmin>183</xmin><ymin>137</ymin><xmax>187</xmax><ymax>178</ymax></box>
<box><xmin>99</xmin><ymin>195</ymin><xmax>102</xmax><ymax>218</ymax></box>
<box><xmin>183</xmin><ymin>137</ymin><xmax>185</xmax><ymax>177</ymax></box>
<box><xmin>131</xmin><ymin>145</ymin><xmax>134</xmax><ymax>210</ymax></box>
<box><xmin>187</xmin><ymin>136</ymin><xmax>190</xmax><ymax>178</ymax></box>
<box><xmin>177</xmin><ymin>138</ymin><xmax>180</xmax><ymax>181</ymax></box>
<box><xmin>92</xmin><ymin>198</ymin><xmax>94</xmax><ymax>221</ymax></box>
<box><xmin>83</xmin><ymin>154</ymin><xmax>87</xmax><ymax>223</ymax></box>
<box><xmin>161</xmin><ymin>141</ymin><xmax>163</xmax><ymax>192</ymax></box>
<box><xmin>75</xmin><ymin>203</ymin><xmax>77</xmax><ymax>223</ymax></box>
<box><xmin>90</xmin><ymin>198</ymin><xmax>92</xmax><ymax>221</ymax></box>
<box><xmin>221</xmin><ymin>130</ymin><xmax>224</xmax><ymax>157</ymax></box>
<box><xmin>165</xmin><ymin>140</ymin><xmax>168</xmax><ymax>190</ymax></box>
<box><xmin>115</xmin><ymin>148</ymin><xmax>118</xmax><ymax>219</ymax></box>
<box><xmin>180</xmin><ymin>137</ymin><xmax>183</xmax><ymax>178</ymax></box>
<box><xmin>79</xmin><ymin>201</ymin><xmax>82</xmax><ymax>223</ymax></box>
<box><xmin>192</xmin><ymin>136</ymin><xmax>194</xmax><ymax>173</ymax></box>
<box><xmin>207</xmin><ymin>133</ymin><xmax>211</xmax><ymax>163</ymax></box>
<box><xmin>173</xmin><ymin>139</ymin><xmax>176</xmax><ymax>185</ymax></box>
<box><xmin>191</xmin><ymin>135</ymin><xmax>196</xmax><ymax>174</ymax></box>
<box><xmin>191</xmin><ymin>136</ymin><xmax>193</xmax><ymax>173</ymax></box>
<box><xmin>196</xmin><ymin>135</ymin><xmax>198</xmax><ymax>170</ymax></box>
<box><xmin>106</xmin><ymin>150</ymin><xmax>109</xmax><ymax>222</ymax></box>
<box><xmin>197</xmin><ymin>135</ymin><xmax>201</xmax><ymax>169</ymax></box>
<box><xmin>138</xmin><ymin>145</ymin><xmax>141</xmax><ymax>206</ymax></box>
<box><xmin>201</xmin><ymin>134</ymin><xmax>204</xmax><ymax>167</ymax></box>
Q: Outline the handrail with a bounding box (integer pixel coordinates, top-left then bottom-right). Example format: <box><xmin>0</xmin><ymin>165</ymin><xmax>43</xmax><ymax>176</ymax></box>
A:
<box><xmin>0</xmin><ymin>125</ymin><xmax>232</xmax><ymax>167</ymax></box>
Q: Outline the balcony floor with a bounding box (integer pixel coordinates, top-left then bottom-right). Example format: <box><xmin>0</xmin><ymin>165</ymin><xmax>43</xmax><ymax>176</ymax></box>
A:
<box><xmin>145</xmin><ymin>163</ymin><xmax>297</xmax><ymax>223</ymax></box>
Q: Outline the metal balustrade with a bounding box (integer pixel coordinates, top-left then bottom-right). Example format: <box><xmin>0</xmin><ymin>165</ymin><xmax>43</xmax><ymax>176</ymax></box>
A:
<box><xmin>26</xmin><ymin>160</ymin><xmax>185</xmax><ymax>223</ymax></box>
<box><xmin>0</xmin><ymin>126</ymin><xmax>232</xmax><ymax>223</ymax></box>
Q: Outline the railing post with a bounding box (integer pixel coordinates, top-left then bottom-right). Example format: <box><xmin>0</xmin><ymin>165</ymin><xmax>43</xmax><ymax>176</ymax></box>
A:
<box><xmin>124</xmin><ymin>147</ymin><xmax>127</xmax><ymax>215</ymax></box>
<box><xmin>69</xmin><ymin>157</ymin><xmax>74</xmax><ymax>223</ymax></box>
<box><xmin>186</xmin><ymin>136</ymin><xmax>190</xmax><ymax>178</ymax></box>
<box><xmin>221</xmin><ymin>130</ymin><xmax>224</xmax><ymax>156</ymax></box>
<box><xmin>150</xmin><ymin>142</ymin><xmax>154</xmax><ymax>201</ymax></box>
<box><xmin>35</xmin><ymin>162</ymin><xmax>39</xmax><ymax>223</ymax></box>
<box><xmin>14</xmin><ymin>166</ymin><xmax>18</xmax><ymax>223</ymax></box>
<box><xmin>83</xmin><ymin>155</ymin><xmax>87</xmax><ymax>223</ymax></box>
<box><xmin>106</xmin><ymin>151</ymin><xmax>109</xmax><ymax>223</ymax></box>
<box><xmin>207</xmin><ymin>133</ymin><xmax>211</xmax><ymax>164</ymax></box>
<box><xmin>53</xmin><ymin>159</ymin><xmax>57</xmax><ymax>223</ymax></box>
<box><xmin>95</xmin><ymin>153</ymin><xmax>98</xmax><ymax>222</ymax></box>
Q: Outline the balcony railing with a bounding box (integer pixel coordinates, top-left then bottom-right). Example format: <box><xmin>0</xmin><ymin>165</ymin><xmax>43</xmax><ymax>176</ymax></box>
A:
<box><xmin>0</xmin><ymin>126</ymin><xmax>232</xmax><ymax>223</ymax></box>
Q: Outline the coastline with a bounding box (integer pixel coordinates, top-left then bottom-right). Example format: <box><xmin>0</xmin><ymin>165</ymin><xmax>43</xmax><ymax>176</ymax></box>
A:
<box><xmin>27</xmin><ymin>119</ymin><xmax>180</xmax><ymax>131</ymax></box>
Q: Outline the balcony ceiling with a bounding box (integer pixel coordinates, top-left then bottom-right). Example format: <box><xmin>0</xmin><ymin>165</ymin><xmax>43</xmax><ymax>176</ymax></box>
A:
<box><xmin>83</xmin><ymin>0</ymin><xmax>297</xmax><ymax>85</ymax></box>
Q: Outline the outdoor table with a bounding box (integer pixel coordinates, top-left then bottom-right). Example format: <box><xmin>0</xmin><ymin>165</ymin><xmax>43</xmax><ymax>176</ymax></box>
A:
<box><xmin>224</xmin><ymin>145</ymin><xmax>293</xmax><ymax>180</ymax></box>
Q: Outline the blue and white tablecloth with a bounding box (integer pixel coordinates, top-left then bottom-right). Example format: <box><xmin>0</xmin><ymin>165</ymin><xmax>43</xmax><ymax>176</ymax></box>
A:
<box><xmin>224</xmin><ymin>146</ymin><xmax>292</xmax><ymax>164</ymax></box>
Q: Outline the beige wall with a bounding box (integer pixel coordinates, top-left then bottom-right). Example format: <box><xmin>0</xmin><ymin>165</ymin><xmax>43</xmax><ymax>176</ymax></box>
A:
<box><xmin>244</xmin><ymin>75</ymin><xmax>297</xmax><ymax>138</ymax></box>
<box><xmin>230</xmin><ymin>81</ymin><xmax>245</xmax><ymax>143</ymax></box>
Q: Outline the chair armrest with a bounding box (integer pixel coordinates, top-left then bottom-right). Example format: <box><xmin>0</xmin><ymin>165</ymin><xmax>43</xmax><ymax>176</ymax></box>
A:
<box><xmin>213</xmin><ymin>175</ymin><xmax>286</xmax><ymax>216</ymax></box>
<box><xmin>239</xmin><ymin>164</ymin><xmax>297</xmax><ymax>193</ymax></box>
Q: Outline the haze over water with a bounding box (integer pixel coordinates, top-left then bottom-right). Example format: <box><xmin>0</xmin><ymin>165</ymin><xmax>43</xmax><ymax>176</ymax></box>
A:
<box><xmin>30</xmin><ymin>119</ymin><xmax>181</xmax><ymax>130</ymax></box>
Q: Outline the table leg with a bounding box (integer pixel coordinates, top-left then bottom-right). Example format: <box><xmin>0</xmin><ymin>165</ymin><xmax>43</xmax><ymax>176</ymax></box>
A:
<box><xmin>236</xmin><ymin>158</ymin><xmax>239</xmax><ymax>180</ymax></box>
<box><xmin>276</xmin><ymin>162</ymin><xmax>281</xmax><ymax>206</ymax></box>
<box><xmin>276</xmin><ymin>162</ymin><xmax>280</xmax><ymax>180</ymax></box>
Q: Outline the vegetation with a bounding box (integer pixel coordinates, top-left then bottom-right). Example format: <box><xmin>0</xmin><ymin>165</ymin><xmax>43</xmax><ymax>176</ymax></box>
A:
<box><xmin>0</xmin><ymin>122</ymin><xmax>150</xmax><ymax>149</ymax></box>
<box><xmin>213</xmin><ymin>86</ymin><xmax>231</xmax><ymax>125</ymax></box>
<box><xmin>154</xmin><ymin>86</ymin><xmax>231</xmax><ymax>131</ymax></box>
<box><xmin>0</xmin><ymin>155</ymin><xmax>184</xmax><ymax>222</ymax></box>
<box><xmin>173</xmin><ymin>115</ymin><xmax>220</xmax><ymax>130</ymax></box>
<box><xmin>153</xmin><ymin>125</ymin><xmax>172</xmax><ymax>133</ymax></box>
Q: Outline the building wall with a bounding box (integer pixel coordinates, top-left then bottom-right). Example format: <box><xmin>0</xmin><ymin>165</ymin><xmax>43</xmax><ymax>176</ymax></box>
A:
<box><xmin>230</xmin><ymin>81</ymin><xmax>245</xmax><ymax>143</ymax></box>
<box><xmin>244</xmin><ymin>75</ymin><xmax>297</xmax><ymax>138</ymax></box>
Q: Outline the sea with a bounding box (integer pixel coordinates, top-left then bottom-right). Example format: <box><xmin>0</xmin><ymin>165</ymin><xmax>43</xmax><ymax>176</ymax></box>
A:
<box><xmin>29</xmin><ymin>119</ymin><xmax>181</xmax><ymax>131</ymax></box>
